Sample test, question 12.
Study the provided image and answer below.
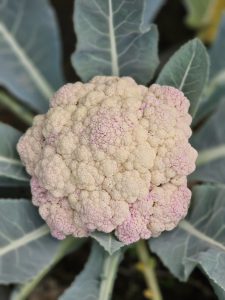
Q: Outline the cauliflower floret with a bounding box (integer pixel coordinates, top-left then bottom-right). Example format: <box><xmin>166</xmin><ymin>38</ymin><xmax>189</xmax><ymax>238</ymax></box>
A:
<box><xmin>148</xmin><ymin>184</ymin><xmax>191</xmax><ymax>236</ymax></box>
<box><xmin>115</xmin><ymin>195</ymin><xmax>154</xmax><ymax>244</ymax></box>
<box><xmin>17</xmin><ymin>115</ymin><xmax>45</xmax><ymax>173</ymax></box>
<box><xmin>17</xmin><ymin>76</ymin><xmax>197</xmax><ymax>245</ymax></box>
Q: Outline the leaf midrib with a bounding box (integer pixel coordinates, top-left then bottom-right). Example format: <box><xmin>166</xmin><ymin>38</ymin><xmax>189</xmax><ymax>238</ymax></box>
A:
<box><xmin>0</xmin><ymin>224</ymin><xmax>50</xmax><ymax>256</ymax></box>
<box><xmin>108</xmin><ymin>0</ymin><xmax>119</xmax><ymax>76</ymax></box>
<box><xmin>179</xmin><ymin>42</ymin><xmax>196</xmax><ymax>90</ymax></box>
<box><xmin>179</xmin><ymin>220</ymin><xmax>225</xmax><ymax>252</ymax></box>
<box><xmin>0</xmin><ymin>154</ymin><xmax>23</xmax><ymax>166</ymax></box>
<box><xmin>0</xmin><ymin>22</ymin><xmax>54</xmax><ymax>100</ymax></box>
<box><xmin>196</xmin><ymin>144</ymin><xmax>225</xmax><ymax>166</ymax></box>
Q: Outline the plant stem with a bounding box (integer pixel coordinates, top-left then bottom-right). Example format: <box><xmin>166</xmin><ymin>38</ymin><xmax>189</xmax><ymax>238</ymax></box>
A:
<box><xmin>136</xmin><ymin>240</ymin><xmax>163</xmax><ymax>300</ymax></box>
<box><xmin>196</xmin><ymin>145</ymin><xmax>225</xmax><ymax>166</ymax></box>
<box><xmin>11</xmin><ymin>238</ymin><xmax>84</xmax><ymax>300</ymax></box>
<box><xmin>99</xmin><ymin>250</ymin><xmax>121</xmax><ymax>300</ymax></box>
<box><xmin>0</xmin><ymin>90</ymin><xmax>34</xmax><ymax>125</ymax></box>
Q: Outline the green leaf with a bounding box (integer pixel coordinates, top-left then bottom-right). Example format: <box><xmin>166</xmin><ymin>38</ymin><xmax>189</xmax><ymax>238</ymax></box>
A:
<box><xmin>0</xmin><ymin>123</ymin><xmax>29</xmax><ymax>183</ymax></box>
<box><xmin>11</xmin><ymin>238</ymin><xmax>84</xmax><ymax>300</ymax></box>
<box><xmin>183</xmin><ymin>0</ymin><xmax>214</xmax><ymax>28</ymax></box>
<box><xmin>141</xmin><ymin>0</ymin><xmax>165</xmax><ymax>25</ymax></box>
<box><xmin>209</xmin><ymin>15</ymin><xmax>225</xmax><ymax>79</ymax></box>
<box><xmin>60</xmin><ymin>242</ymin><xmax>104</xmax><ymax>300</ymax></box>
<box><xmin>72</xmin><ymin>0</ymin><xmax>159</xmax><ymax>84</ymax></box>
<box><xmin>149</xmin><ymin>184</ymin><xmax>225</xmax><ymax>296</ymax></box>
<box><xmin>0</xmin><ymin>0</ymin><xmax>64</xmax><ymax>112</ymax></box>
<box><xmin>157</xmin><ymin>38</ymin><xmax>209</xmax><ymax>118</ymax></box>
<box><xmin>194</xmin><ymin>15</ymin><xmax>225</xmax><ymax>124</ymax></box>
<box><xmin>91</xmin><ymin>232</ymin><xmax>125</xmax><ymax>255</ymax></box>
<box><xmin>0</xmin><ymin>177</ymin><xmax>28</xmax><ymax>187</ymax></box>
<box><xmin>194</xmin><ymin>85</ymin><xmax>225</xmax><ymax>126</ymax></box>
<box><xmin>0</xmin><ymin>199</ymin><xmax>60</xmax><ymax>284</ymax></box>
<box><xmin>60</xmin><ymin>241</ymin><xmax>121</xmax><ymax>300</ymax></box>
<box><xmin>191</xmin><ymin>98</ymin><xmax>225</xmax><ymax>183</ymax></box>
<box><xmin>211</xmin><ymin>281</ymin><xmax>225</xmax><ymax>300</ymax></box>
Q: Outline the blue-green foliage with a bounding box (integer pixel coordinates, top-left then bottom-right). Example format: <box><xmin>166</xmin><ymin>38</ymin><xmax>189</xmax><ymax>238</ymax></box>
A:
<box><xmin>72</xmin><ymin>0</ymin><xmax>163</xmax><ymax>84</ymax></box>
<box><xmin>157</xmin><ymin>38</ymin><xmax>209</xmax><ymax>118</ymax></box>
<box><xmin>0</xmin><ymin>0</ymin><xmax>64</xmax><ymax>112</ymax></box>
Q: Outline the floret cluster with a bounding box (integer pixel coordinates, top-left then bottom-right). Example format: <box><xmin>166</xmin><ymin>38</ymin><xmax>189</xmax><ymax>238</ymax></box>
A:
<box><xmin>17</xmin><ymin>76</ymin><xmax>197</xmax><ymax>244</ymax></box>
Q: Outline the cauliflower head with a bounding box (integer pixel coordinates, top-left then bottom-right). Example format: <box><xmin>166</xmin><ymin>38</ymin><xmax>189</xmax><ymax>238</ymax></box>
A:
<box><xmin>17</xmin><ymin>76</ymin><xmax>197</xmax><ymax>244</ymax></box>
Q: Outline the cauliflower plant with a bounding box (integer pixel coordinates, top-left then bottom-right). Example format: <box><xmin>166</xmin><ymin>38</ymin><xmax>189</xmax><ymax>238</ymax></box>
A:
<box><xmin>17</xmin><ymin>76</ymin><xmax>197</xmax><ymax>244</ymax></box>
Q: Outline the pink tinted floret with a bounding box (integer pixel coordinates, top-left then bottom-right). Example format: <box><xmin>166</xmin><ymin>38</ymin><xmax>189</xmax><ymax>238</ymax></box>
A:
<box><xmin>32</xmin><ymin>178</ymin><xmax>88</xmax><ymax>239</ymax></box>
<box><xmin>148</xmin><ymin>184</ymin><xmax>191</xmax><ymax>236</ymax></box>
<box><xmin>39</xmin><ymin>200</ymin><xmax>74</xmax><ymax>240</ymax></box>
<box><xmin>115</xmin><ymin>196</ymin><xmax>153</xmax><ymax>244</ymax></box>
<box><xmin>31</xmin><ymin>177</ymin><xmax>49</xmax><ymax>206</ymax></box>
<box><xmin>89</xmin><ymin>109</ymin><xmax>126</xmax><ymax>150</ymax></box>
<box><xmin>150</xmin><ymin>84</ymin><xmax>190</xmax><ymax>112</ymax></box>
<box><xmin>50</xmin><ymin>82</ymin><xmax>84</xmax><ymax>107</ymax></box>
<box><xmin>170</xmin><ymin>143</ymin><xmax>198</xmax><ymax>175</ymax></box>
<box><xmin>115</xmin><ymin>209</ymin><xmax>151</xmax><ymax>244</ymax></box>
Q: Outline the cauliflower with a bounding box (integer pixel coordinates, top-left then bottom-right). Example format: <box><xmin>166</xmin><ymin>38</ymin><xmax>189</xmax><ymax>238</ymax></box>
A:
<box><xmin>17</xmin><ymin>76</ymin><xmax>197</xmax><ymax>245</ymax></box>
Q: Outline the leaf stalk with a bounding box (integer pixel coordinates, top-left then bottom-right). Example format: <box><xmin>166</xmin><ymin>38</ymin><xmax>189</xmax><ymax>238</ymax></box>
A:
<box><xmin>136</xmin><ymin>240</ymin><xmax>163</xmax><ymax>300</ymax></box>
<box><xmin>99</xmin><ymin>249</ymin><xmax>121</xmax><ymax>300</ymax></box>
<box><xmin>0</xmin><ymin>91</ymin><xmax>34</xmax><ymax>126</ymax></box>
